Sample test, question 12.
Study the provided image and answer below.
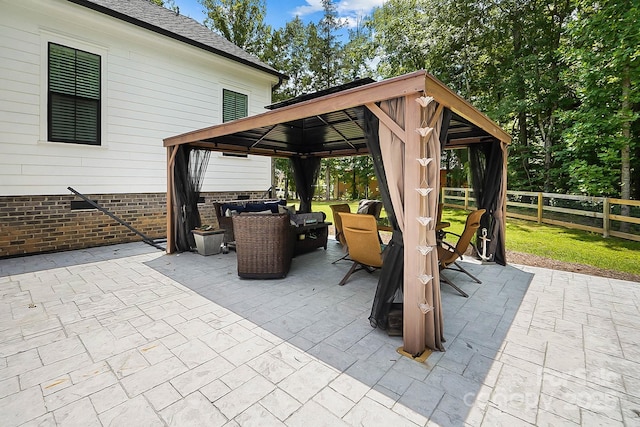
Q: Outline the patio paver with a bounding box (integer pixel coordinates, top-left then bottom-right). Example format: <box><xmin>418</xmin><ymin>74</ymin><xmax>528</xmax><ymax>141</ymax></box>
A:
<box><xmin>1</xmin><ymin>241</ymin><xmax>639</xmax><ymax>426</ymax></box>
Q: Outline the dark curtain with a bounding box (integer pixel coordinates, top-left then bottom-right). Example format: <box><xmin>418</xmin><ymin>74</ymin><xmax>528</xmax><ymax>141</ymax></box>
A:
<box><xmin>173</xmin><ymin>146</ymin><xmax>211</xmax><ymax>252</ymax></box>
<box><xmin>364</xmin><ymin>107</ymin><xmax>403</xmax><ymax>330</ymax></box>
<box><xmin>469</xmin><ymin>141</ymin><xmax>506</xmax><ymax>265</ymax></box>
<box><xmin>290</xmin><ymin>157</ymin><xmax>321</xmax><ymax>213</ymax></box>
<box><xmin>440</xmin><ymin>108</ymin><xmax>452</xmax><ymax>149</ymax></box>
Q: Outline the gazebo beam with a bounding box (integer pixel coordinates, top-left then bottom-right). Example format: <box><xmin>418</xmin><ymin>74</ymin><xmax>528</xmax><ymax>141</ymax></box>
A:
<box><xmin>163</xmin><ymin>72</ymin><xmax>427</xmax><ymax>148</ymax></box>
<box><xmin>424</xmin><ymin>78</ymin><xmax>510</xmax><ymax>144</ymax></box>
<box><xmin>365</xmin><ymin>102</ymin><xmax>406</xmax><ymax>141</ymax></box>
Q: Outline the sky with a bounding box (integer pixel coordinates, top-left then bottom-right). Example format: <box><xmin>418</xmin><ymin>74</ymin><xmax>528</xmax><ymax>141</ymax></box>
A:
<box><xmin>171</xmin><ymin>0</ymin><xmax>385</xmax><ymax>32</ymax></box>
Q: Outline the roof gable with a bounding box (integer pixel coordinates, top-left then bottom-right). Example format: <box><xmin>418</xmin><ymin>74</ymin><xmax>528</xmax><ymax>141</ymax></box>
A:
<box><xmin>68</xmin><ymin>0</ymin><xmax>285</xmax><ymax>80</ymax></box>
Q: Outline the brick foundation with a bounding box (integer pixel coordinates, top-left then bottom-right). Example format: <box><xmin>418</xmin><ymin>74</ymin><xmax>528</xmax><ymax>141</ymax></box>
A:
<box><xmin>0</xmin><ymin>190</ymin><xmax>266</xmax><ymax>257</ymax></box>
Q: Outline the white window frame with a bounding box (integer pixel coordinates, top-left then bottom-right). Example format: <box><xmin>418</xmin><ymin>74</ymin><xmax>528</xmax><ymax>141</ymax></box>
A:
<box><xmin>39</xmin><ymin>30</ymin><xmax>107</xmax><ymax>148</ymax></box>
<box><xmin>220</xmin><ymin>87</ymin><xmax>250</xmax><ymax>159</ymax></box>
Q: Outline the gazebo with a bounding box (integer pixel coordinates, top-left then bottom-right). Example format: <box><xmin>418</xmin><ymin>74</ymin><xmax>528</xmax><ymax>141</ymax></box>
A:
<box><xmin>163</xmin><ymin>70</ymin><xmax>511</xmax><ymax>356</ymax></box>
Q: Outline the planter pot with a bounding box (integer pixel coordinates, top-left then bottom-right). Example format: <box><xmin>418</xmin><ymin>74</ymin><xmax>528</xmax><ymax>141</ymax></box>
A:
<box><xmin>191</xmin><ymin>229</ymin><xmax>224</xmax><ymax>256</ymax></box>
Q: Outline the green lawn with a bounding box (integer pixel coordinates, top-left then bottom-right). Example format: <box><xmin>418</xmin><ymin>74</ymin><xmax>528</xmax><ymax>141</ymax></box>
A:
<box><xmin>304</xmin><ymin>200</ymin><xmax>640</xmax><ymax>277</ymax></box>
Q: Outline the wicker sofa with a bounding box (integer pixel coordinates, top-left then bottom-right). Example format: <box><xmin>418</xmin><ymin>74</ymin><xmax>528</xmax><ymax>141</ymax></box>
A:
<box><xmin>230</xmin><ymin>211</ymin><xmax>330</xmax><ymax>279</ymax></box>
<box><xmin>232</xmin><ymin>213</ymin><xmax>294</xmax><ymax>279</ymax></box>
<box><xmin>213</xmin><ymin>200</ymin><xmax>285</xmax><ymax>247</ymax></box>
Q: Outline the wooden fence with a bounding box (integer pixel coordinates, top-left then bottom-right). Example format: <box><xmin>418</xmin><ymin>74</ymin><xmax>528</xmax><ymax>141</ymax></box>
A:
<box><xmin>441</xmin><ymin>187</ymin><xmax>640</xmax><ymax>242</ymax></box>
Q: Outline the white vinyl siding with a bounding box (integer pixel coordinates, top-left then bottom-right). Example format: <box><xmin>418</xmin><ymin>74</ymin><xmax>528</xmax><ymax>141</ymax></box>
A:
<box><xmin>0</xmin><ymin>1</ymin><xmax>278</xmax><ymax>196</ymax></box>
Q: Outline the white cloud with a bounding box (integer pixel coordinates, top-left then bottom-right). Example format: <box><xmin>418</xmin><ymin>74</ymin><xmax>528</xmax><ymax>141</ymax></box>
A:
<box><xmin>292</xmin><ymin>0</ymin><xmax>324</xmax><ymax>17</ymax></box>
<box><xmin>292</xmin><ymin>0</ymin><xmax>386</xmax><ymax>26</ymax></box>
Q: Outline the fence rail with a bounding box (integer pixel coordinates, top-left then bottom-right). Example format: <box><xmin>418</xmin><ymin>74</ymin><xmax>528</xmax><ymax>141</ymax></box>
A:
<box><xmin>441</xmin><ymin>187</ymin><xmax>640</xmax><ymax>242</ymax></box>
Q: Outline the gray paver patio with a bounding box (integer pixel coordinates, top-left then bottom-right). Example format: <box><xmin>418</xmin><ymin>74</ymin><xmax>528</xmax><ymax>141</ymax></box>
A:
<box><xmin>0</xmin><ymin>240</ymin><xmax>639</xmax><ymax>426</ymax></box>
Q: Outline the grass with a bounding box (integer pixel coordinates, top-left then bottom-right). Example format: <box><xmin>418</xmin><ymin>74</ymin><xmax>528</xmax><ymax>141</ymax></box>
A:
<box><xmin>304</xmin><ymin>200</ymin><xmax>640</xmax><ymax>277</ymax></box>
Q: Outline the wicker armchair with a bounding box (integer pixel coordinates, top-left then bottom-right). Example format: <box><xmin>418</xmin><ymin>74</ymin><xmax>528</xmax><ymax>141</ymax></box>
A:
<box><xmin>213</xmin><ymin>202</ymin><xmax>235</xmax><ymax>246</ymax></box>
<box><xmin>232</xmin><ymin>213</ymin><xmax>295</xmax><ymax>279</ymax></box>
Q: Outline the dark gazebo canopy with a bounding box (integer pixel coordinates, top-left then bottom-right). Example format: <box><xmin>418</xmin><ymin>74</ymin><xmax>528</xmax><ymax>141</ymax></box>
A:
<box><xmin>165</xmin><ymin>71</ymin><xmax>508</xmax><ymax>159</ymax></box>
<box><xmin>164</xmin><ymin>70</ymin><xmax>511</xmax><ymax>356</ymax></box>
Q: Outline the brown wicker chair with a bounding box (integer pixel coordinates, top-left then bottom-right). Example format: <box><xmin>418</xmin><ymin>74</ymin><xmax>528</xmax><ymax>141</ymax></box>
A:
<box><xmin>213</xmin><ymin>202</ymin><xmax>235</xmax><ymax>246</ymax></box>
<box><xmin>232</xmin><ymin>213</ymin><xmax>295</xmax><ymax>279</ymax></box>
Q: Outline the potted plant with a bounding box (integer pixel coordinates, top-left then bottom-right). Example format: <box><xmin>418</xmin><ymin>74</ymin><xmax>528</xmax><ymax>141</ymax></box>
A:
<box><xmin>191</xmin><ymin>225</ymin><xmax>225</xmax><ymax>256</ymax></box>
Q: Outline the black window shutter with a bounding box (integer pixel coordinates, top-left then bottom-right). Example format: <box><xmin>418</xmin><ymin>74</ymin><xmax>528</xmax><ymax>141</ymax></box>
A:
<box><xmin>48</xmin><ymin>43</ymin><xmax>101</xmax><ymax>145</ymax></box>
<box><xmin>222</xmin><ymin>89</ymin><xmax>248</xmax><ymax>122</ymax></box>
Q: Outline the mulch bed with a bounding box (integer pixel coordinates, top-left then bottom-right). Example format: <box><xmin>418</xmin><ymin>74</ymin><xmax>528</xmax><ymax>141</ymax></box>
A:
<box><xmin>507</xmin><ymin>250</ymin><xmax>640</xmax><ymax>283</ymax></box>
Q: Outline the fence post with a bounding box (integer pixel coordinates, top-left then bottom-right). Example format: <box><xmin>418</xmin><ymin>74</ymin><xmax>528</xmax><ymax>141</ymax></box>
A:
<box><xmin>537</xmin><ymin>192</ymin><xmax>543</xmax><ymax>223</ymax></box>
<box><xmin>441</xmin><ymin>187</ymin><xmax>445</xmax><ymax>206</ymax></box>
<box><xmin>464</xmin><ymin>188</ymin><xmax>469</xmax><ymax>210</ymax></box>
<box><xmin>603</xmin><ymin>197</ymin><xmax>610</xmax><ymax>238</ymax></box>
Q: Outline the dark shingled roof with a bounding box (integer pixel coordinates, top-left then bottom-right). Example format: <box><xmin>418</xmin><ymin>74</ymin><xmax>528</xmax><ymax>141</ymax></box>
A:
<box><xmin>67</xmin><ymin>0</ymin><xmax>285</xmax><ymax>81</ymax></box>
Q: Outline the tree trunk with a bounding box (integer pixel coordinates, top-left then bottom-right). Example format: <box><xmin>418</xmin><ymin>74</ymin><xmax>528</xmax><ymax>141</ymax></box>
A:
<box><xmin>542</xmin><ymin>110</ymin><xmax>555</xmax><ymax>193</ymax></box>
<box><xmin>620</xmin><ymin>67</ymin><xmax>631</xmax><ymax>232</ymax></box>
<box><xmin>352</xmin><ymin>169</ymin><xmax>357</xmax><ymax>199</ymax></box>
<box><xmin>512</xmin><ymin>11</ymin><xmax>529</xmax><ymax>186</ymax></box>
<box><xmin>325</xmin><ymin>162</ymin><xmax>331</xmax><ymax>200</ymax></box>
<box><xmin>284</xmin><ymin>177</ymin><xmax>289</xmax><ymax>200</ymax></box>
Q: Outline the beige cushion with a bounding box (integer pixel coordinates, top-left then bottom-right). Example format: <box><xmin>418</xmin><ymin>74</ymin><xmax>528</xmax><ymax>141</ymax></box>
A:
<box><xmin>240</xmin><ymin>209</ymin><xmax>273</xmax><ymax>215</ymax></box>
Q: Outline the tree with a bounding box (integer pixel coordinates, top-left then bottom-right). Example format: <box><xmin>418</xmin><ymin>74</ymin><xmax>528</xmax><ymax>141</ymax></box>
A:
<box><xmin>311</xmin><ymin>0</ymin><xmax>345</xmax><ymax>90</ymax></box>
<box><xmin>364</xmin><ymin>0</ymin><xmax>432</xmax><ymax>78</ymax></box>
<box><xmin>341</xmin><ymin>16</ymin><xmax>375</xmax><ymax>81</ymax></box>
<box><xmin>200</xmin><ymin>0</ymin><xmax>270</xmax><ymax>56</ymax></box>
<box><xmin>150</xmin><ymin>0</ymin><xmax>179</xmax><ymax>13</ymax></box>
<box><xmin>561</xmin><ymin>0</ymin><xmax>639</xmax><ymax>204</ymax></box>
<box><xmin>273</xmin><ymin>158</ymin><xmax>294</xmax><ymax>199</ymax></box>
<box><xmin>267</xmin><ymin>17</ymin><xmax>316</xmax><ymax>101</ymax></box>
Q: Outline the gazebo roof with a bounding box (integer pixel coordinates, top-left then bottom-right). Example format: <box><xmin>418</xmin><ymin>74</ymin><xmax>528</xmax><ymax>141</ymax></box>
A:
<box><xmin>163</xmin><ymin>70</ymin><xmax>511</xmax><ymax>157</ymax></box>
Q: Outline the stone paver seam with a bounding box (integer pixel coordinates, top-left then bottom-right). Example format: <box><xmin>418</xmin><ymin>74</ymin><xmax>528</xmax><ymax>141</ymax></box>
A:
<box><xmin>484</xmin><ymin>358</ymin><xmax>521</xmax><ymax>420</ymax></box>
<box><xmin>545</xmin><ymin>362</ymin><xmax>613</xmax><ymax>395</ymax></box>
<box><xmin>295</xmin><ymin>383</ymin><xmax>355</xmax><ymax>423</ymax></box>
<box><xmin>141</xmin><ymin>388</ymin><xmax>175</xmax><ymax>425</ymax></box>
<box><xmin>612</xmin><ymin>322</ymin><xmax>631</xmax><ymax>364</ymax></box>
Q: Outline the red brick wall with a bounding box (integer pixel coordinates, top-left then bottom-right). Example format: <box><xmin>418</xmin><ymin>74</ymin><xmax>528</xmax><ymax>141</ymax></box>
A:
<box><xmin>0</xmin><ymin>193</ymin><xmax>165</xmax><ymax>257</ymax></box>
<box><xmin>0</xmin><ymin>191</ymin><xmax>266</xmax><ymax>257</ymax></box>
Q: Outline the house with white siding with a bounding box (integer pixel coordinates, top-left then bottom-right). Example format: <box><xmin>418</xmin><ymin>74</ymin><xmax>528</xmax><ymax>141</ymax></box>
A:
<box><xmin>0</xmin><ymin>0</ymin><xmax>285</xmax><ymax>256</ymax></box>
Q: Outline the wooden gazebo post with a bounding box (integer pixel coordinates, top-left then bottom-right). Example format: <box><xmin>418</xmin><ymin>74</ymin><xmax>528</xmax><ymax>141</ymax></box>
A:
<box><xmin>402</xmin><ymin>94</ymin><xmax>426</xmax><ymax>355</ymax></box>
<box><xmin>166</xmin><ymin>146</ymin><xmax>178</xmax><ymax>254</ymax></box>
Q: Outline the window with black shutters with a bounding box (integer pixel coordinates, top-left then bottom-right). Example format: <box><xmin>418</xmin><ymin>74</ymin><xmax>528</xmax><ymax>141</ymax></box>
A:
<box><xmin>222</xmin><ymin>89</ymin><xmax>248</xmax><ymax>122</ymax></box>
<box><xmin>48</xmin><ymin>43</ymin><xmax>101</xmax><ymax>145</ymax></box>
<box><xmin>222</xmin><ymin>89</ymin><xmax>249</xmax><ymax>157</ymax></box>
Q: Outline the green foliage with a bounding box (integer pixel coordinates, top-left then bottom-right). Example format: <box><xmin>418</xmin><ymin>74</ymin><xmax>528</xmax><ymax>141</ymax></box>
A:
<box><xmin>311</xmin><ymin>0</ymin><xmax>345</xmax><ymax>90</ymax></box>
<box><xmin>267</xmin><ymin>17</ymin><xmax>315</xmax><ymax>101</ymax></box>
<box><xmin>560</xmin><ymin>0</ymin><xmax>640</xmax><ymax>197</ymax></box>
<box><xmin>274</xmin><ymin>158</ymin><xmax>293</xmax><ymax>198</ymax></box>
<box><xmin>208</xmin><ymin>0</ymin><xmax>638</xmax><ymax>200</ymax></box>
<box><xmin>200</xmin><ymin>0</ymin><xmax>270</xmax><ymax>56</ymax></box>
<box><xmin>151</xmin><ymin>0</ymin><xmax>178</xmax><ymax>12</ymax></box>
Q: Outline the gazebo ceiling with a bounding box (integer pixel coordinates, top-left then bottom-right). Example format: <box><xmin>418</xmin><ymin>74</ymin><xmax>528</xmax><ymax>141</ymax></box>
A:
<box><xmin>164</xmin><ymin>70</ymin><xmax>511</xmax><ymax>158</ymax></box>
